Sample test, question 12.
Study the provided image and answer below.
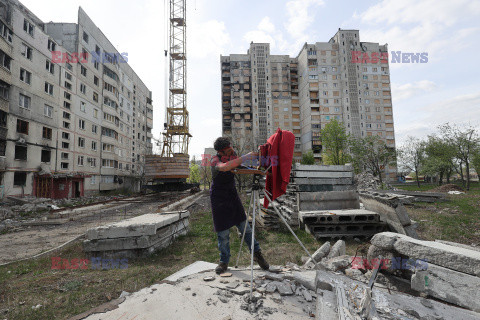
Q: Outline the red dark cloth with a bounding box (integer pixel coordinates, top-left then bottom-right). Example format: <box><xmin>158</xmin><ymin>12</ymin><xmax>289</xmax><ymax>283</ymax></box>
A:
<box><xmin>262</xmin><ymin>129</ymin><xmax>295</xmax><ymax>208</ymax></box>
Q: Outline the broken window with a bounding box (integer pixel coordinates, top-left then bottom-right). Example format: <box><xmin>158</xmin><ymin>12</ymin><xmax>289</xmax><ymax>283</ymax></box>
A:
<box><xmin>42</xmin><ymin>126</ymin><xmax>52</xmax><ymax>139</ymax></box>
<box><xmin>79</xmin><ymin>119</ymin><xmax>85</xmax><ymax>130</ymax></box>
<box><xmin>0</xmin><ymin>80</ymin><xmax>9</xmax><ymax>100</ymax></box>
<box><xmin>63</xmin><ymin>101</ymin><xmax>71</xmax><ymax>109</ymax></box>
<box><xmin>19</xmin><ymin>93</ymin><xmax>31</xmax><ymax>109</ymax></box>
<box><xmin>21</xmin><ymin>43</ymin><xmax>33</xmax><ymax>60</ymax></box>
<box><xmin>63</xmin><ymin>121</ymin><xmax>70</xmax><ymax>129</ymax></box>
<box><xmin>78</xmin><ymin>137</ymin><xmax>85</xmax><ymax>147</ymax></box>
<box><xmin>16</xmin><ymin>119</ymin><xmax>29</xmax><ymax>134</ymax></box>
<box><xmin>20</xmin><ymin>68</ymin><xmax>31</xmax><ymax>84</ymax></box>
<box><xmin>14</xmin><ymin>172</ymin><xmax>27</xmax><ymax>186</ymax></box>
<box><xmin>94</xmin><ymin>76</ymin><xmax>99</xmax><ymax>86</ymax></box>
<box><xmin>41</xmin><ymin>149</ymin><xmax>51</xmax><ymax>163</ymax></box>
<box><xmin>0</xmin><ymin>21</ymin><xmax>13</xmax><ymax>43</ymax></box>
<box><xmin>23</xmin><ymin>19</ymin><xmax>34</xmax><ymax>36</ymax></box>
<box><xmin>47</xmin><ymin>39</ymin><xmax>56</xmax><ymax>51</ymax></box>
<box><xmin>83</xmin><ymin>31</ymin><xmax>89</xmax><ymax>43</ymax></box>
<box><xmin>61</xmin><ymin>152</ymin><xmax>69</xmax><ymax>159</ymax></box>
<box><xmin>44</xmin><ymin>82</ymin><xmax>53</xmax><ymax>95</ymax></box>
<box><xmin>0</xmin><ymin>110</ymin><xmax>6</xmax><ymax>127</ymax></box>
<box><xmin>61</xmin><ymin>162</ymin><xmax>68</xmax><ymax>169</ymax></box>
<box><xmin>77</xmin><ymin>155</ymin><xmax>84</xmax><ymax>166</ymax></box>
<box><xmin>80</xmin><ymin>83</ymin><xmax>86</xmax><ymax>95</ymax></box>
<box><xmin>65</xmin><ymin>71</ymin><xmax>72</xmax><ymax>81</ymax></box>
<box><xmin>61</xmin><ymin>142</ymin><xmax>69</xmax><ymax>149</ymax></box>
<box><xmin>46</xmin><ymin>60</ymin><xmax>54</xmax><ymax>74</ymax></box>
<box><xmin>14</xmin><ymin>144</ymin><xmax>27</xmax><ymax>160</ymax></box>
<box><xmin>91</xmin><ymin>141</ymin><xmax>97</xmax><ymax>151</ymax></box>
<box><xmin>64</xmin><ymin>91</ymin><xmax>71</xmax><ymax>100</ymax></box>
<box><xmin>64</xmin><ymin>81</ymin><xmax>72</xmax><ymax>90</ymax></box>
<box><xmin>92</xmin><ymin>124</ymin><xmax>98</xmax><ymax>134</ymax></box>
<box><xmin>80</xmin><ymin>101</ymin><xmax>86</xmax><ymax>112</ymax></box>
<box><xmin>81</xmin><ymin>66</ymin><xmax>87</xmax><ymax>77</ymax></box>
<box><xmin>93</xmin><ymin>92</ymin><xmax>98</xmax><ymax>102</ymax></box>
<box><xmin>61</xmin><ymin>132</ymin><xmax>69</xmax><ymax>140</ymax></box>
<box><xmin>0</xmin><ymin>139</ymin><xmax>5</xmax><ymax>156</ymax></box>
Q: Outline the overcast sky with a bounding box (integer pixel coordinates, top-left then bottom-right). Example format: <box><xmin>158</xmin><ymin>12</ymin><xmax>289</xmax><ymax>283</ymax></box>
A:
<box><xmin>23</xmin><ymin>0</ymin><xmax>480</xmax><ymax>158</ymax></box>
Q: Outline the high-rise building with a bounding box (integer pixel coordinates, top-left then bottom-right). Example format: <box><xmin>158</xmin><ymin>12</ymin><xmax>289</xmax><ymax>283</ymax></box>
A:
<box><xmin>0</xmin><ymin>0</ymin><xmax>153</xmax><ymax>197</ymax></box>
<box><xmin>221</xmin><ymin>29</ymin><xmax>396</xmax><ymax>179</ymax></box>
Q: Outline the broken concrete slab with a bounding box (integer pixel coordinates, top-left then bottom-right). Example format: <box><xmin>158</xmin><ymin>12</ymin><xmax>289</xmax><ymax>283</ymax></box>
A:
<box><xmin>304</xmin><ymin>241</ymin><xmax>330</xmax><ymax>265</ymax></box>
<box><xmin>322</xmin><ymin>255</ymin><xmax>351</xmax><ymax>272</ymax></box>
<box><xmin>86</xmin><ymin>211</ymin><xmax>190</xmax><ymax>240</ymax></box>
<box><xmin>434</xmin><ymin>239</ymin><xmax>480</xmax><ymax>253</ymax></box>
<box><xmin>276</xmin><ymin>282</ymin><xmax>294</xmax><ymax>296</ymax></box>
<box><xmin>164</xmin><ymin>261</ymin><xmax>217</xmax><ymax>282</ymax></box>
<box><xmin>284</xmin><ymin>270</ymin><xmax>317</xmax><ymax>291</ymax></box>
<box><xmin>327</xmin><ymin>239</ymin><xmax>346</xmax><ymax>259</ymax></box>
<box><xmin>411</xmin><ymin>263</ymin><xmax>480</xmax><ymax>312</ymax></box>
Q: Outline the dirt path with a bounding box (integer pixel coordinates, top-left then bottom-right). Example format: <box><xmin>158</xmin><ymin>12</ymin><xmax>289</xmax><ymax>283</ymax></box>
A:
<box><xmin>0</xmin><ymin>192</ymin><xmax>189</xmax><ymax>265</ymax></box>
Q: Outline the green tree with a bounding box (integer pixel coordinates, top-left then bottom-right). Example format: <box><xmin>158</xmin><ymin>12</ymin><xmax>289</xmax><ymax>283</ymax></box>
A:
<box><xmin>397</xmin><ymin>136</ymin><xmax>425</xmax><ymax>188</ymax></box>
<box><xmin>440</xmin><ymin>123</ymin><xmax>480</xmax><ymax>190</ymax></box>
<box><xmin>188</xmin><ymin>163</ymin><xmax>201</xmax><ymax>184</ymax></box>
<box><xmin>320</xmin><ymin>119</ymin><xmax>351</xmax><ymax>165</ymax></box>
<box><xmin>301</xmin><ymin>150</ymin><xmax>315</xmax><ymax>165</ymax></box>
<box><xmin>422</xmin><ymin>135</ymin><xmax>455</xmax><ymax>185</ymax></box>
<box><xmin>472</xmin><ymin>151</ymin><xmax>480</xmax><ymax>177</ymax></box>
<box><xmin>349</xmin><ymin>135</ymin><xmax>396</xmax><ymax>185</ymax></box>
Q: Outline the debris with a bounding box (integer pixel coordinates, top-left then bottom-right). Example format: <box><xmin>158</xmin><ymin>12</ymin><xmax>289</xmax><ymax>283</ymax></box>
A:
<box><xmin>301</xmin><ymin>289</ymin><xmax>313</xmax><ymax>302</ymax></box>
<box><xmin>203</xmin><ymin>276</ymin><xmax>215</xmax><ymax>282</ymax></box>
<box><xmin>276</xmin><ymin>282</ymin><xmax>293</xmax><ymax>296</ymax></box>
<box><xmin>119</xmin><ymin>291</ymin><xmax>131</xmax><ymax>298</ymax></box>
<box><xmin>226</xmin><ymin>282</ymin><xmax>239</xmax><ymax>289</ymax></box>
<box><xmin>219</xmin><ymin>272</ymin><xmax>232</xmax><ymax>277</ymax></box>
<box><xmin>327</xmin><ymin>240</ymin><xmax>346</xmax><ymax>259</ymax></box>
<box><xmin>322</xmin><ymin>255</ymin><xmax>351</xmax><ymax>272</ymax></box>
<box><xmin>271</xmin><ymin>292</ymin><xmax>282</xmax><ymax>303</ymax></box>
<box><xmin>305</xmin><ymin>241</ymin><xmax>330</xmax><ymax>265</ymax></box>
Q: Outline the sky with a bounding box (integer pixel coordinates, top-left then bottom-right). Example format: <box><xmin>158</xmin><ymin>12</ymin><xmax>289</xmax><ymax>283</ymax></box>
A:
<box><xmin>22</xmin><ymin>0</ymin><xmax>480</xmax><ymax>158</ymax></box>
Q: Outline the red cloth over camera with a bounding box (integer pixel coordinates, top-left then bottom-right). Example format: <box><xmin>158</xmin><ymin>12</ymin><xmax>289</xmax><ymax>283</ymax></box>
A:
<box><xmin>260</xmin><ymin>128</ymin><xmax>295</xmax><ymax>208</ymax></box>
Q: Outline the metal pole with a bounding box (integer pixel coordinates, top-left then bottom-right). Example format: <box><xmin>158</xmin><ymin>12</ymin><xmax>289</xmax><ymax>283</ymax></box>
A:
<box><xmin>235</xmin><ymin>190</ymin><xmax>254</xmax><ymax>268</ymax></box>
<box><xmin>249</xmin><ymin>189</ymin><xmax>257</xmax><ymax>299</ymax></box>
<box><xmin>263</xmin><ymin>192</ymin><xmax>318</xmax><ymax>266</ymax></box>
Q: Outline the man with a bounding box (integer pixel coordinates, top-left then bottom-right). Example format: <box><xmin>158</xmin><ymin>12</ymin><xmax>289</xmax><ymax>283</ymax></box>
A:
<box><xmin>209</xmin><ymin>137</ymin><xmax>269</xmax><ymax>274</ymax></box>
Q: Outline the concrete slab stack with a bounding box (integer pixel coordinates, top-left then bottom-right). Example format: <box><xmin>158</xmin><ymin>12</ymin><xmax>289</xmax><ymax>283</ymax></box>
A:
<box><xmin>83</xmin><ymin>211</ymin><xmax>190</xmax><ymax>258</ymax></box>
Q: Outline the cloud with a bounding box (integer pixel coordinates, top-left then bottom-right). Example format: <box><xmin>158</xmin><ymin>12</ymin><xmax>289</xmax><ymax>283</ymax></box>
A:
<box><xmin>190</xmin><ymin>20</ymin><xmax>232</xmax><ymax>59</ymax></box>
<box><xmin>243</xmin><ymin>16</ymin><xmax>290</xmax><ymax>53</ymax></box>
<box><xmin>391</xmin><ymin>80</ymin><xmax>437</xmax><ymax>102</ymax></box>
<box><xmin>284</xmin><ymin>0</ymin><xmax>325</xmax><ymax>38</ymax></box>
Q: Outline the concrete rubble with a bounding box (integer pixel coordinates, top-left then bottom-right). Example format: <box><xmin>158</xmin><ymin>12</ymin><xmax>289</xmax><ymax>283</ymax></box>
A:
<box><xmin>72</xmin><ymin>259</ymin><xmax>480</xmax><ymax>320</ymax></box>
<box><xmin>83</xmin><ymin>210</ymin><xmax>190</xmax><ymax>258</ymax></box>
<box><xmin>368</xmin><ymin>232</ymin><xmax>480</xmax><ymax>313</ymax></box>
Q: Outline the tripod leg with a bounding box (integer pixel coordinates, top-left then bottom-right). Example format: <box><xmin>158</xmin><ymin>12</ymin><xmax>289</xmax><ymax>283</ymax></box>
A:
<box><xmin>249</xmin><ymin>189</ymin><xmax>257</xmax><ymax>299</ymax></box>
<box><xmin>263</xmin><ymin>193</ymin><xmax>318</xmax><ymax>266</ymax></box>
<box><xmin>235</xmin><ymin>190</ymin><xmax>255</xmax><ymax>268</ymax></box>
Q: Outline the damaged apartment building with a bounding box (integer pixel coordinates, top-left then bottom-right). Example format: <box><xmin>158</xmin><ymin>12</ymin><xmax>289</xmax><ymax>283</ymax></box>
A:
<box><xmin>0</xmin><ymin>0</ymin><xmax>153</xmax><ymax>198</ymax></box>
<box><xmin>221</xmin><ymin>29</ymin><xmax>396</xmax><ymax>179</ymax></box>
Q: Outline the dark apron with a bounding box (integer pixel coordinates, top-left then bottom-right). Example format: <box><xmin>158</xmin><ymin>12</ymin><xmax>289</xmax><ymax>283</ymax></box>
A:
<box><xmin>210</xmin><ymin>165</ymin><xmax>246</xmax><ymax>232</ymax></box>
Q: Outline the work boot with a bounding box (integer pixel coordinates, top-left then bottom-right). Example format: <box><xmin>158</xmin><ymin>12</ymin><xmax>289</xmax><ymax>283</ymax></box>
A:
<box><xmin>254</xmin><ymin>251</ymin><xmax>270</xmax><ymax>270</ymax></box>
<box><xmin>215</xmin><ymin>262</ymin><xmax>228</xmax><ymax>275</ymax></box>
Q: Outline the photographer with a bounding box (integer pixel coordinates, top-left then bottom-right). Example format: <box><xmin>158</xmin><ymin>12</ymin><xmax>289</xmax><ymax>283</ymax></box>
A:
<box><xmin>210</xmin><ymin>137</ymin><xmax>269</xmax><ymax>274</ymax></box>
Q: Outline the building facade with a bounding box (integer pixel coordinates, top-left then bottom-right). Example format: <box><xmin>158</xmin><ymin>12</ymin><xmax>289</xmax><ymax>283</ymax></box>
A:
<box><xmin>221</xmin><ymin>30</ymin><xmax>396</xmax><ymax>179</ymax></box>
<box><xmin>0</xmin><ymin>0</ymin><xmax>153</xmax><ymax>198</ymax></box>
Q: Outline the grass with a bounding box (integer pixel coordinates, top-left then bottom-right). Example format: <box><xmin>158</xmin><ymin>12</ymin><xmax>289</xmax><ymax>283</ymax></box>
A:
<box><xmin>0</xmin><ymin>197</ymin><xmax>365</xmax><ymax>320</ymax></box>
<box><xmin>396</xmin><ymin>181</ymin><xmax>480</xmax><ymax>244</ymax></box>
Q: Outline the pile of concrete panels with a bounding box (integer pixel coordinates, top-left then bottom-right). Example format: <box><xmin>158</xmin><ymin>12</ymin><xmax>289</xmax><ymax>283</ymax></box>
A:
<box><xmin>83</xmin><ymin>211</ymin><xmax>190</xmax><ymax>258</ymax></box>
<box><xmin>300</xmin><ymin>209</ymin><xmax>387</xmax><ymax>239</ymax></box>
<box><xmin>257</xmin><ymin>198</ymin><xmax>280</xmax><ymax>230</ymax></box>
<box><xmin>368</xmin><ymin>232</ymin><xmax>480</xmax><ymax>313</ymax></box>
<box><xmin>359</xmin><ymin>191</ymin><xmax>418</xmax><ymax>238</ymax></box>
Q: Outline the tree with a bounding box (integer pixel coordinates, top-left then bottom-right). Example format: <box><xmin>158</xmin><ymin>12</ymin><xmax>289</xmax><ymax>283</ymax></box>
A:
<box><xmin>320</xmin><ymin>119</ymin><xmax>351</xmax><ymax>165</ymax></box>
<box><xmin>472</xmin><ymin>151</ymin><xmax>480</xmax><ymax>177</ymax></box>
<box><xmin>397</xmin><ymin>136</ymin><xmax>425</xmax><ymax>188</ymax></box>
<box><xmin>440</xmin><ymin>123</ymin><xmax>480</xmax><ymax>190</ymax></box>
<box><xmin>301</xmin><ymin>150</ymin><xmax>315</xmax><ymax>165</ymax></box>
<box><xmin>188</xmin><ymin>162</ymin><xmax>201</xmax><ymax>184</ymax></box>
<box><xmin>422</xmin><ymin>135</ymin><xmax>455</xmax><ymax>185</ymax></box>
<box><xmin>349</xmin><ymin>135</ymin><xmax>396</xmax><ymax>185</ymax></box>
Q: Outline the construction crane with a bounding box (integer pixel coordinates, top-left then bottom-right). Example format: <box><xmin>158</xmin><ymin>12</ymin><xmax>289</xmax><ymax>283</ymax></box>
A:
<box><xmin>161</xmin><ymin>0</ymin><xmax>191</xmax><ymax>157</ymax></box>
<box><xmin>143</xmin><ymin>0</ymin><xmax>193</xmax><ymax>190</ymax></box>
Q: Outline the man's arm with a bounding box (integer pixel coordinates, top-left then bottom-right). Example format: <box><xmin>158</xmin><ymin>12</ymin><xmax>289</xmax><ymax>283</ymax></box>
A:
<box><xmin>216</xmin><ymin>152</ymin><xmax>258</xmax><ymax>172</ymax></box>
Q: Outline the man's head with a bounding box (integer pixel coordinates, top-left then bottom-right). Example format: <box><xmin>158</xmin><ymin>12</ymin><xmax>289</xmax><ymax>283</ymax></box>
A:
<box><xmin>214</xmin><ymin>137</ymin><xmax>236</xmax><ymax>157</ymax></box>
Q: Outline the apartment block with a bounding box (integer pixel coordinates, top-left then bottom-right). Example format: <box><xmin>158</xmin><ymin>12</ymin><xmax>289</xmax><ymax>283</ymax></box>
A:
<box><xmin>221</xmin><ymin>30</ymin><xmax>396</xmax><ymax>179</ymax></box>
<box><xmin>0</xmin><ymin>0</ymin><xmax>153</xmax><ymax>198</ymax></box>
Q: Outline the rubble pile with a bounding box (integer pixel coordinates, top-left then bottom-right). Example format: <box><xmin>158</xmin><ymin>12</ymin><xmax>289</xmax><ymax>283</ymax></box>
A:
<box><xmin>355</xmin><ymin>171</ymin><xmax>395</xmax><ymax>190</ymax></box>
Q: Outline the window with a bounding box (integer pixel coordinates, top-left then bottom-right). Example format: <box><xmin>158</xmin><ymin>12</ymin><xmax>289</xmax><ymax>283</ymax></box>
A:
<box><xmin>19</xmin><ymin>94</ymin><xmax>31</xmax><ymax>109</ymax></box>
<box><xmin>61</xmin><ymin>162</ymin><xmax>69</xmax><ymax>169</ymax></box>
<box><xmin>93</xmin><ymin>109</ymin><xmax>98</xmax><ymax>118</ymax></box>
<box><xmin>80</xmin><ymin>83</ymin><xmax>86</xmax><ymax>94</ymax></box>
<box><xmin>90</xmin><ymin>158</ymin><xmax>97</xmax><ymax>167</ymax></box>
<box><xmin>65</xmin><ymin>71</ymin><xmax>72</xmax><ymax>81</ymax></box>
<box><xmin>91</xmin><ymin>141</ymin><xmax>97</xmax><ymax>150</ymax></box>
<box><xmin>0</xmin><ymin>50</ymin><xmax>11</xmax><ymax>71</ymax></box>
<box><xmin>64</xmin><ymin>91</ymin><xmax>71</xmax><ymax>100</ymax></box>
<box><xmin>91</xmin><ymin>175</ymin><xmax>96</xmax><ymax>184</ymax></box>
<box><xmin>78</xmin><ymin>137</ymin><xmax>85</xmax><ymax>147</ymax></box>
<box><xmin>0</xmin><ymin>21</ymin><xmax>13</xmax><ymax>43</ymax></box>
<box><xmin>93</xmin><ymin>92</ymin><xmax>98</xmax><ymax>102</ymax></box>
<box><xmin>13</xmin><ymin>172</ymin><xmax>27</xmax><ymax>186</ymax></box>
<box><xmin>46</xmin><ymin>60</ymin><xmax>54</xmax><ymax>74</ymax></box>
<box><xmin>44</xmin><ymin>82</ymin><xmax>53</xmax><ymax>95</ymax></box>
<box><xmin>94</xmin><ymin>61</ymin><xmax>99</xmax><ymax>70</ymax></box>
<box><xmin>78</xmin><ymin>155</ymin><xmax>84</xmax><ymax>166</ymax></box>
<box><xmin>63</xmin><ymin>101</ymin><xmax>71</xmax><ymax>109</ymax></box>
<box><xmin>63</xmin><ymin>112</ymin><xmax>70</xmax><ymax>120</ymax></box>
<box><xmin>66</xmin><ymin>63</ymin><xmax>72</xmax><ymax>71</ymax></box>
<box><xmin>0</xmin><ymin>80</ymin><xmax>9</xmax><ymax>100</ymax></box>
<box><xmin>19</xmin><ymin>68</ymin><xmax>31</xmax><ymax>84</ymax></box>
<box><xmin>102</xmin><ymin>127</ymin><xmax>118</xmax><ymax>139</ymax></box>
<box><xmin>81</xmin><ymin>66</ymin><xmax>87</xmax><ymax>77</ymax></box>
<box><xmin>83</xmin><ymin>31</ymin><xmax>89</xmax><ymax>43</ymax></box>
<box><xmin>42</xmin><ymin>126</ymin><xmax>52</xmax><ymax>139</ymax></box>
<box><xmin>14</xmin><ymin>144</ymin><xmax>27</xmax><ymax>160</ymax></box>
<box><xmin>23</xmin><ymin>19</ymin><xmax>34</xmax><ymax>36</ymax></box>
<box><xmin>80</xmin><ymin>101</ymin><xmax>86</xmax><ymax>112</ymax></box>
<box><xmin>61</xmin><ymin>142</ymin><xmax>70</xmax><ymax>150</ymax></box>
<box><xmin>63</xmin><ymin>121</ymin><xmax>70</xmax><ymax>129</ymax></box>
<box><xmin>41</xmin><ymin>149</ymin><xmax>51</xmax><ymax>163</ymax></box>
<box><xmin>47</xmin><ymin>39</ymin><xmax>56</xmax><ymax>51</ymax></box>
<box><xmin>21</xmin><ymin>43</ymin><xmax>33</xmax><ymax>60</ymax></box>
<box><xmin>94</xmin><ymin>76</ymin><xmax>99</xmax><ymax>86</ymax></box>
<box><xmin>62</xmin><ymin>132</ymin><xmax>70</xmax><ymax>140</ymax></box>
<box><xmin>79</xmin><ymin>119</ymin><xmax>85</xmax><ymax>130</ymax></box>
<box><xmin>64</xmin><ymin>81</ymin><xmax>72</xmax><ymax>90</ymax></box>
<box><xmin>44</xmin><ymin>104</ymin><xmax>53</xmax><ymax>118</ymax></box>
